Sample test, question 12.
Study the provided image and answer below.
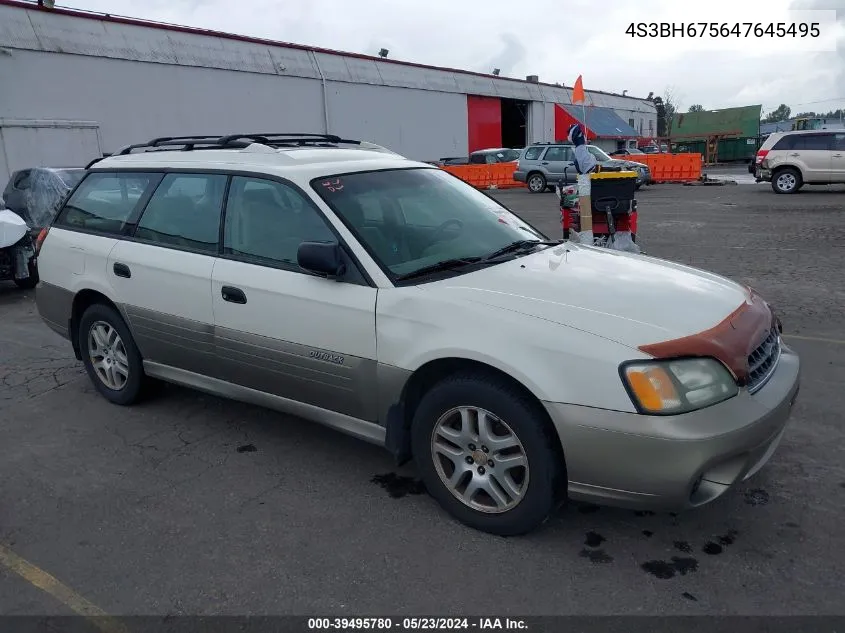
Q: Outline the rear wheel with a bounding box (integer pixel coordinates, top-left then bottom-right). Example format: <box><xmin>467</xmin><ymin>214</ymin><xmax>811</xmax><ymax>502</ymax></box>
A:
<box><xmin>526</xmin><ymin>173</ymin><xmax>547</xmax><ymax>194</ymax></box>
<box><xmin>411</xmin><ymin>372</ymin><xmax>563</xmax><ymax>536</ymax></box>
<box><xmin>78</xmin><ymin>303</ymin><xmax>147</xmax><ymax>405</ymax></box>
<box><xmin>772</xmin><ymin>167</ymin><xmax>802</xmax><ymax>194</ymax></box>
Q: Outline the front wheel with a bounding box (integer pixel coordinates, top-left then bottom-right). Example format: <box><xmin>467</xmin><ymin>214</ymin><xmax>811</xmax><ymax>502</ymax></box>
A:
<box><xmin>526</xmin><ymin>173</ymin><xmax>547</xmax><ymax>193</ymax></box>
<box><xmin>411</xmin><ymin>372</ymin><xmax>563</xmax><ymax>536</ymax></box>
<box><xmin>78</xmin><ymin>303</ymin><xmax>147</xmax><ymax>405</ymax></box>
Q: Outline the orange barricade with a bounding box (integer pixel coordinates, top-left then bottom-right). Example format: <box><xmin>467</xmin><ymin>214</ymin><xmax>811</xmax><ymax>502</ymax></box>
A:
<box><xmin>442</xmin><ymin>154</ymin><xmax>703</xmax><ymax>188</ymax></box>
<box><xmin>630</xmin><ymin>153</ymin><xmax>701</xmax><ymax>182</ymax></box>
<box><xmin>440</xmin><ymin>163</ymin><xmax>525</xmax><ymax>190</ymax></box>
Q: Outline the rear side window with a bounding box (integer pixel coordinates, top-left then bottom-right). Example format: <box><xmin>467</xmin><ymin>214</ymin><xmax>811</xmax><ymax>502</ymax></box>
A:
<box><xmin>56</xmin><ymin>172</ymin><xmax>158</xmax><ymax>235</ymax></box>
<box><xmin>523</xmin><ymin>147</ymin><xmax>545</xmax><ymax>160</ymax></box>
<box><xmin>773</xmin><ymin>134</ymin><xmax>833</xmax><ymax>151</ymax></box>
<box><xmin>835</xmin><ymin>134</ymin><xmax>845</xmax><ymax>151</ymax></box>
<box><xmin>469</xmin><ymin>153</ymin><xmax>486</xmax><ymax>164</ymax></box>
<box><xmin>134</xmin><ymin>173</ymin><xmax>227</xmax><ymax>253</ymax></box>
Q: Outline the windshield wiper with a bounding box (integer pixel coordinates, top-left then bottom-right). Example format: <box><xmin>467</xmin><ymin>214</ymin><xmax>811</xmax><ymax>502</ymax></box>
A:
<box><xmin>482</xmin><ymin>239</ymin><xmax>562</xmax><ymax>262</ymax></box>
<box><xmin>394</xmin><ymin>257</ymin><xmax>483</xmax><ymax>282</ymax></box>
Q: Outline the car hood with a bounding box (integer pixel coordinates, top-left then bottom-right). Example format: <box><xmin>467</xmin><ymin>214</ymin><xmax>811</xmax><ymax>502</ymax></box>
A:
<box><xmin>421</xmin><ymin>243</ymin><xmax>750</xmax><ymax>350</ymax></box>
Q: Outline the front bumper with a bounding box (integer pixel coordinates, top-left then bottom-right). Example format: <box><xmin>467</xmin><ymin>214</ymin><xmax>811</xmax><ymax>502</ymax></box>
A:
<box><xmin>543</xmin><ymin>345</ymin><xmax>800</xmax><ymax>511</ymax></box>
<box><xmin>512</xmin><ymin>170</ymin><xmax>527</xmax><ymax>183</ymax></box>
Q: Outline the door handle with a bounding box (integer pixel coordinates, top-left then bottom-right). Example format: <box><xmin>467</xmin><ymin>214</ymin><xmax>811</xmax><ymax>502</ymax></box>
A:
<box><xmin>541</xmin><ymin>161</ymin><xmax>549</xmax><ymax>165</ymax></box>
<box><xmin>789</xmin><ymin>153</ymin><xmax>800</xmax><ymax>157</ymax></box>
<box><xmin>833</xmin><ymin>154</ymin><xmax>843</xmax><ymax>158</ymax></box>
<box><xmin>221</xmin><ymin>286</ymin><xmax>247</xmax><ymax>304</ymax></box>
<box><xmin>113</xmin><ymin>262</ymin><xmax>131</xmax><ymax>278</ymax></box>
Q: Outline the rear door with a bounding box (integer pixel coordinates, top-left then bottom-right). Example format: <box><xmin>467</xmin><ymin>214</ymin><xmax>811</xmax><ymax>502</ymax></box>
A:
<box><xmin>774</xmin><ymin>133</ymin><xmax>834</xmax><ymax>183</ymax></box>
<box><xmin>832</xmin><ymin>133</ymin><xmax>845</xmax><ymax>184</ymax></box>
<box><xmin>108</xmin><ymin>171</ymin><xmax>227</xmax><ymax>377</ymax></box>
<box><xmin>540</xmin><ymin>146</ymin><xmax>575</xmax><ymax>183</ymax></box>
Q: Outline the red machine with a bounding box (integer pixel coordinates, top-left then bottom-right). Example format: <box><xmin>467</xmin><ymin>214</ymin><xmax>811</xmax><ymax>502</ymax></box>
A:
<box><xmin>558</xmin><ymin>170</ymin><xmax>638</xmax><ymax>246</ymax></box>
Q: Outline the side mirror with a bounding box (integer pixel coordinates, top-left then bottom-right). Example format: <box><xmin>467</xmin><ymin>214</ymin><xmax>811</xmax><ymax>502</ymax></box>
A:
<box><xmin>297</xmin><ymin>241</ymin><xmax>346</xmax><ymax>280</ymax></box>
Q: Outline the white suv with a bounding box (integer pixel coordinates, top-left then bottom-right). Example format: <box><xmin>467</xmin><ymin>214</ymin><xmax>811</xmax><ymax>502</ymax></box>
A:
<box><xmin>35</xmin><ymin>133</ymin><xmax>800</xmax><ymax>536</ymax></box>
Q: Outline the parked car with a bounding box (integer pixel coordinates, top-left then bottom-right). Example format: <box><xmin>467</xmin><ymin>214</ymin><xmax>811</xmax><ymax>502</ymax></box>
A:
<box><xmin>35</xmin><ymin>133</ymin><xmax>799</xmax><ymax>536</ymax></box>
<box><xmin>513</xmin><ymin>142</ymin><xmax>652</xmax><ymax>193</ymax></box>
<box><xmin>0</xmin><ymin>194</ymin><xmax>39</xmax><ymax>289</ymax></box>
<box><xmin>434</xmin><ymin>148</ymin><xmax>521</xmax><ymax>166</ymax></box>
<box><xmin>610</xmin><ymin>148</ymin><xmax>646</xmax><ymax>157</ymax></box>
<box><xmin>2</xmin><ymin>167</ymin><xmax>86</xmax><ymax>235</ymax></box>
<box><xmin>753</xmin><ymin>129</ymin><xmax>845</xmax><ymax>193</ymax></box>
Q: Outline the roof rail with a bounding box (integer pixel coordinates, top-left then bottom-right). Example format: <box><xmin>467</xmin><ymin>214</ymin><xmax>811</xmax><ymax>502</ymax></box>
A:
<box><xmin>90</xmin><ymin>133</ymin><xmax>399</xmax><ymax>163</ymax></box>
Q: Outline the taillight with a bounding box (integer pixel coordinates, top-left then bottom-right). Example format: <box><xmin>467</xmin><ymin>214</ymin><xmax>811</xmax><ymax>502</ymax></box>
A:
<box><xmin>35</xmin><ymin>227</ymin><xmax>49</xmax><ymax>254</ymax></box>
<box><xmin>755</xmin><ymin>149</ymin><xmax>769</xmax><ymax>164</ymax></box>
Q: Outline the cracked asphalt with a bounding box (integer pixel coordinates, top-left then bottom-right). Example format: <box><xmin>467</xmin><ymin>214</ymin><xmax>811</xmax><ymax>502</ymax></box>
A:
<box><xmin>1</xmin><ymin>171</ymin><xmax>844</xmax><ymax>617</ymax></box>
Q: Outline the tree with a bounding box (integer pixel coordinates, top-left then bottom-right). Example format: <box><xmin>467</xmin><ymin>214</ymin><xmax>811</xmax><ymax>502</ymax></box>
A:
<box><xmin>763</xmin><ymin>104</ymin><xmax>791</xmax><ymax>123</ymax></box>
<box><xmin>688</xmin><ymin>104</ymin><xmax>705</xmax><ymax>112</ymax></box>
<box><xmin>662</xmin><ymin>87</ymin><xmax>682</xmax><ymax>135</ymax></box>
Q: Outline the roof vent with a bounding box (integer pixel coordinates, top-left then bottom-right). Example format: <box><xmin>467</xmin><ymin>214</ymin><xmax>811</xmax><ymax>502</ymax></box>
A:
<box><xmin>526</xmin><ymin>75</ymin><xmax>539</xmax><ymax>83</ymax></box>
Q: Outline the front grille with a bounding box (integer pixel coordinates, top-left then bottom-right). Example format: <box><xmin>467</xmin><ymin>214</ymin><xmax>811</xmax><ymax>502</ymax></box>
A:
<box><xmin>746</xmin><ymin>327</ymin><xmax>781</xmax><ymax>394</ymax></box>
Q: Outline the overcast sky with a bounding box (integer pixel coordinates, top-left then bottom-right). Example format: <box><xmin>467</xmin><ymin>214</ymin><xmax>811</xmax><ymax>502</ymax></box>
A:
<box><xmin>62</xmin><ymin>0</ymin><xmax>845</xmax><ymax>117</ymax></box>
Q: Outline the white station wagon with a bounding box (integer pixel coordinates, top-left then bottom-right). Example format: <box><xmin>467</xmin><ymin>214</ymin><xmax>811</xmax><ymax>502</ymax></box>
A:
<box><xmin>35</xmin><ymin>134</ymin><xmax>800</xmax><ymax>536</ymax></box>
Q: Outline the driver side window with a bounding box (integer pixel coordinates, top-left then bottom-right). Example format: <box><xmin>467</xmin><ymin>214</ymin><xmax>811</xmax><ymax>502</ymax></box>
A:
<box><xmin>223</xmin><ymin>176</ymin><xmax>336</xmax><ymax>270</ymax></box>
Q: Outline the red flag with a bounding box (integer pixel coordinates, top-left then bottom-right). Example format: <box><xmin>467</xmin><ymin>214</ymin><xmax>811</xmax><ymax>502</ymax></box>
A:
<box><xmin>572</xmin><ymin>75</ymin><xmax>585</xmax><ymax>104</ymax></box>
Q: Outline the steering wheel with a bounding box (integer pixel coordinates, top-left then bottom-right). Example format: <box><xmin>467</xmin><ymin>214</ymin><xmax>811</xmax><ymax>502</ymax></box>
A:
<box><xmin>429</xmin><ymin>219</ymin><xmax>464</xmax><ymax>245</ymax></box>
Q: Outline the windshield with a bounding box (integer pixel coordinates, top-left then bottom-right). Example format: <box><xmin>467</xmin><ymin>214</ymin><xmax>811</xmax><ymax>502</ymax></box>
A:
<box><xmin>311</xmin><ymin>168</ymin><xmax>547</xmax><ymax>281</ymax></box>
<box><xmin>587</xmin><ymin>146</ymin><xmax>612</xmax><ymax>162</ymax></box>
<box><xmin>498</xmin><ymin>149</ymin><xmax>520</xmax><ymax>162</ymax></box>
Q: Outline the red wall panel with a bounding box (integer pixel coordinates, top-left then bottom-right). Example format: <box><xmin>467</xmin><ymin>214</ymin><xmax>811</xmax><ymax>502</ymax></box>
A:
<box><xmin>467</xmin><ymin>95</ymin><xmax>502</xmax><ymax>152</ymax></box>
<box><xmin>554</xmin><ymin>104</ymin><xmax>596</xmax><ymax>142</ymax></box>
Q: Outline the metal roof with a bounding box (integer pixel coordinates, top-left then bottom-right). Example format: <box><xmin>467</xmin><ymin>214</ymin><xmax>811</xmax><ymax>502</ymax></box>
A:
<box><xmin>670</xmin><ymin>105</ymin><xmax>762</xmax><ymax>140</ymax></box>
<box><xmin>0</xmin><ymin>0</ymin><xmax>656</xmax><ymax>113</ymax></box>
<box><xmin>558</xmin><ymin>105</ymin><xmax>640</xmax><ymax>138</ymax></box>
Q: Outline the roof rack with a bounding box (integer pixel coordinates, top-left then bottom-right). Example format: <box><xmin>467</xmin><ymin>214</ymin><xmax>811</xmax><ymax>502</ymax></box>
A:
<box><xmin>85</xmin><ymin>133</ymin><xmax>397</xmax><ymax>167</ymax></box>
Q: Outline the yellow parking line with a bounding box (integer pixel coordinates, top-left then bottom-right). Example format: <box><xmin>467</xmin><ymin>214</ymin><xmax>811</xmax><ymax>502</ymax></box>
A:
<box><xmin>0</xmin><ymin>544</ymin><xmax>129</xmax><ymax>633</ymax></box>
<box><xmin>784</xmin><ymin>334</ymin><xmax>845</xmax><ymax>345</ymax></box>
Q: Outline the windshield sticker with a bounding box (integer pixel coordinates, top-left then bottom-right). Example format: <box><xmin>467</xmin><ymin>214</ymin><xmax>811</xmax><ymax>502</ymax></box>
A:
<box><xmin>321</xmin><ymin>178</ymin><xmax>344</xmax><ymax>192</ymax></box>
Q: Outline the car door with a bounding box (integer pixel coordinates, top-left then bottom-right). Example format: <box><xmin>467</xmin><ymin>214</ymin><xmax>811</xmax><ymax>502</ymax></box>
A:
<box><xmin>211</xmin><ymin>175</ymin><xmax>379</xmax><ymax>422</ymax></box>
<box><xmin>832</xmin><ymin>133</ymin><xmax>845</xmax><ymax>183</ymax></box>
<box><xmin>108</xmin><ymin>171</ymin><xmax>227</xmax><ymax>377</ymax></box>
<box><xmin>790</xmin><ymin>133</ymin><xmax>834</xmax><ymax>183</ymax></box>
<box><xmin>540</xmin><ymin>146</ymin><xmax>574</xmax><ymax>183</ymax></box>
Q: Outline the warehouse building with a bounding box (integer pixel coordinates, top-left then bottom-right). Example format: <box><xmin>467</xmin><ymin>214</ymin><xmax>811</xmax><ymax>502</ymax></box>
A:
<box><xmin>0</xmin><ymin>0</ymin><xmax>657</xmax><ymax>182</ymax></box>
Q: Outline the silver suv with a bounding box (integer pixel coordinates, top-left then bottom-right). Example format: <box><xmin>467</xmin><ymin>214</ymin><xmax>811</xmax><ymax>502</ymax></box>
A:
<box><xmin>754</xmin><ymin>130</ymin><xmax>845</xmax><ymax>194</ymax></box>
<box><xmin>513</xmin><ymin>143</ymin><xmax>651</xmax><ymax>193</ymax></box>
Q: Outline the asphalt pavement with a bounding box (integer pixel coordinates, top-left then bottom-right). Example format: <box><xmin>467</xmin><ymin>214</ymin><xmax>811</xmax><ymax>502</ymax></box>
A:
<box><xmin>1</xmin><ymin>178</ymin><xmax>844</xmax><ymax>618</ymax></box>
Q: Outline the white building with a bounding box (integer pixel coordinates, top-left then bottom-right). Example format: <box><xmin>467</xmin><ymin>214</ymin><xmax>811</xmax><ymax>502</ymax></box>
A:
<box><xmin>0</xmin><ymin>0</ymin><xmax>657</xmax><ymax>182</ymax></box>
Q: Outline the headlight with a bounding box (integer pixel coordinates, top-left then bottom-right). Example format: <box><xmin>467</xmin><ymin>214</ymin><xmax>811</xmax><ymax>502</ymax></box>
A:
<box><xmin>621</xmin><ymin>358</ymin><xmax>738</xmax><ymax>415</ymax></box>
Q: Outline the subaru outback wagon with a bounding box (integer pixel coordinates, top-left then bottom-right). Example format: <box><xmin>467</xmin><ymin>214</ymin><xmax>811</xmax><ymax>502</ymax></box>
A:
<box><xmin>35</xmin><ymin>133</ymin><xmax>799</xmax><ymax>536</ymax></box>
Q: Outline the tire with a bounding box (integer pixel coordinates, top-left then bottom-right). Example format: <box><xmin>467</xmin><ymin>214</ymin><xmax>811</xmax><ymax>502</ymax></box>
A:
<box><xmin>526</xmin><ymin>172</ymin><xmax>547</xmax><ymax>194</ymax></box>
<box><xmin>78</xmin><ymin>303</ymin><xmax>146</xmax><ymax>406</ymax></box>
<box><xmin>772</xmin><ymin>167</ymin><xmax>802</xmax><ymax>194</ymax></box>
<box><xmin>411</xmin><ymin>371</ymin><xmax>563</xmax><ymax>536</ymax></box>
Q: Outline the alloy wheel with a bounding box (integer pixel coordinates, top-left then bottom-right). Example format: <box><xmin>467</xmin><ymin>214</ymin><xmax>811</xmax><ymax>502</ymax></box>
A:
<box><xmin>88</xmin><ymin>320</ymin><xmax>130</xmax><ymax>390</ymax></box>
<box><xmin>430</xmin><ymin>406</ymin><xmax>529</xmax><ymax>514</ymax></box>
